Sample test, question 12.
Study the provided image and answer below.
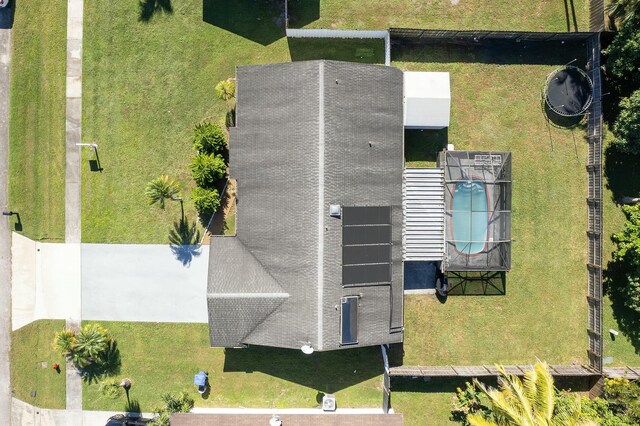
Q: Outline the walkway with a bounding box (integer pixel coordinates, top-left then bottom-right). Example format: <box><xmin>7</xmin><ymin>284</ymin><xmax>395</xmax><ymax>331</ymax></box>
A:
<box><xmin>0</xmin><ymin>10</ymin><xmax>13</xmax><ymax>425</ymax></box>
<box><xmin>65</xmin><ymin>0</ymin><xmax>84</xmax><ymax>417</ymax></box>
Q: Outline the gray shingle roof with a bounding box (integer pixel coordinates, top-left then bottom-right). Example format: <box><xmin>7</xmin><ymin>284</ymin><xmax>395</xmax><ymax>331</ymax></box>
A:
<box><xmin>208</xmin><ymin>60</ymin><xmax>404</xmax><ymax>351</ymax></box>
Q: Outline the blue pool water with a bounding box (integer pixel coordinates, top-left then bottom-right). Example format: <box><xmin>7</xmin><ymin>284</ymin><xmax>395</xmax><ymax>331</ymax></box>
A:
<box><xmin>452</xmin><ymin>180</ymin><xmax>488</xmax><ymax>254</ymax></box>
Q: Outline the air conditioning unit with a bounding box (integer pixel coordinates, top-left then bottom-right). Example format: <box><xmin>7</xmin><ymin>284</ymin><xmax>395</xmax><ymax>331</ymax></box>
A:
<box><xmin>322</xmin><ymin>394</ymin><xmax>336</xmax><ymax>412</ymax></box>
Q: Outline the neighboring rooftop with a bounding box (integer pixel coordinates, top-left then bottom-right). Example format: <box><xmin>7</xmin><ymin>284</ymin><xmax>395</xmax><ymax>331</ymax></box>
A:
<box><xmin>170</xmin><ymin>413</ymin><xmax>404</xmax><ymax>426</ymax></box>
<box><xmin>208</xmin><ymin>60</ymin><xmax>404</xmax><ymax>351</ymax></box>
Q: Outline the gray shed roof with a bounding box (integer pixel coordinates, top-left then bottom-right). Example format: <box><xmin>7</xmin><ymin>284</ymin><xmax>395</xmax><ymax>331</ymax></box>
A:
<box><xmin>208</xmin><ymin>60</ymin><xmax>404</xmax><ymax>351</ymax></box>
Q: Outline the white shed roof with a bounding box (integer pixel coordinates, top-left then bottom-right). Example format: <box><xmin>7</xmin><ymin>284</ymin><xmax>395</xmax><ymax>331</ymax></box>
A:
<box><xmin>403</xmin><ymin>71</ymin><xmax>451</xmax><ymax>129</ymax></box>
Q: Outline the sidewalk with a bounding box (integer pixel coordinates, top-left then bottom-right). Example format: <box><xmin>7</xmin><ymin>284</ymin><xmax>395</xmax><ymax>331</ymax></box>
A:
<box><xmin>0</xmin><ymin>17</ymin><xmax>13</xmax><ymax>426</ymax></box>
<box><xmin>12</xmin><ymin>398</ymin><xmax>154</xmax><ymax>426</ymax></box>
<box><xmin>64</xmin><ymin>0</ymin><xmax>84</xmax><ymax>417</ymax></box>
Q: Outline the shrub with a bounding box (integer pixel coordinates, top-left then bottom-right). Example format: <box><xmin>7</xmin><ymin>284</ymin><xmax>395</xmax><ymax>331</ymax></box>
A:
<box><xmin>612</xmin><ymin>204</ymin><xmax>640</xmax><ymax>314</ymax></box>
<box><xmin>604</xmin><ymin>378</ymin><xmax>640</xmax><ymax>424</ymax></box>
<box><xmin>52</xmin><ymin>323</ymin><xmax>113</xmax><ymax>370</ymax></box>
<box><xmin>192</xmin><ymin>122</ymin><xmax>227</xmax><ymax>155</ymax></box>
<box><xmin>53</xmin><ymin>329</ymin><xmax>76</xmax><ymax>355</ymax></box>
<box><xmin>190</xmin><ymin>154</ymin><xmax>226</xmax><ymax>188</ymax></box>
<box><xmin>577</xmin><ymin>396</ymin><xmax>632</xmax><ymax>426</ymax></box>
<box><xmin>612</xmin><ymin>90</ymin><xmax>640</xmax><ymax>156</ymax></box>
<box><xmin>152</xmin><ymin>391</ymin><xmax>194</xmax><ymax>426</ymax></box>
<box><xmin>214</xmin><ymin>79</ymin><xmax>235</xmax><ymax>103</ymax></box>
<box><xmin>450</xmin><ymin>382</ymin><xmax>491</xmax><ymax>425</ymax></box>
<box><xmin>603</xmin><ymin>16</ymin><xmax>640</xmax><ymax>86</ymax></box>
<box><xmin>192</xmin><ymin>187</ymin><xmax>221</xmax><ymax>217</ymax></box>
<box><xmin>99</xmin><ymin>379</ymin><xmax>124</xmax><ymax>399</ymax></box>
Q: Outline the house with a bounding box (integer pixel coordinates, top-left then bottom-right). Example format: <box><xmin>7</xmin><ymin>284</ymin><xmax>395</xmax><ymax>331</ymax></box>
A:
<box><xmin>207</xmin><ymin>60</ymin><xmax>405</xmax><ymax>351</ymax></box>
<box><xmin>206</xmin><ymin>59</ymin><xmax>509</xmax><ymax>350</ymax></box>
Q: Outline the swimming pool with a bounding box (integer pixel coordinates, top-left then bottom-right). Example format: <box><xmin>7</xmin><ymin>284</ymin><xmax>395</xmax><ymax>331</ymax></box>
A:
<box><xmin>451</xmin><ymin>180</ymin><xmax>488</xmax><ymax>254</ymax></box>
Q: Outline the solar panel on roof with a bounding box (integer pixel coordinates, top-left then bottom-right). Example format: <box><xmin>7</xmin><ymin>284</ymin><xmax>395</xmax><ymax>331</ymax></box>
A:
<box><xmin>341</xmin><ymin>206</ymin><xmax>393</xmax><ymax>287</ymax></box>
<box><xmin>343</xmin><ymin>264</ymin><xmax>391</xmax><ymax>285</ymax></box>
<box><xmin>340</xmin><ymin>296</ymin><xmax>358</xmax><ymax>345</ymax></box>
<box><xmin>343</xmin><ymin>245</ymin><xmax>391</xmax><ymax>265</ymax></box>
<box><xmin>342</xmin><ymin>206</ymin><xmax>391</xmax><ymax>226</ymax></box>
<box><xmin>343</xmin><ymin>225</ymin><xmax>391</xmax><ymax>245</ymax></box>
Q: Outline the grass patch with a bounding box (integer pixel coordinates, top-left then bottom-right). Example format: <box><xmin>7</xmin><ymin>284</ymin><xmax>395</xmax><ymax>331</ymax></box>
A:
<box><xmin>395</xmin><ymin>44</ymin><xmax>588</xmax><ymax>365</ymax></box>
<box><xmin>8</xmin><ymin>0</ymin><xmax>67</xmax><ymax>242</ymax></box>
<box><xmin>288</xmin><ymin>38</ymin><xmax>385</xmax><ymax>64</ymax></box>
<box><xmin>82</xmin><ymin>322</ymin><xmax>383</xmax><ymax>411</ymax></box>
<box><xmin>287</xmin><ymin>0</ymin><xmax>590</xmax><ymax>32</ymax></box>
<box><xmin>603</xmin><ymin>295</ymin><xmax>640</xmax><ymax>365</ymax></box>
<box><xmin>10</xmin><ymin>320</ymin><xmax>66</xmax><ymax>409</ymax></box>
<box><xmin>82</xmin><ymin>0</ymin><xmax>291</xmax><ymax>243</ymax></box>
<box><xmin>391</xmin><ymin>378</ymin><xmax>463</xmax><ymax>425</ymax></box>
<box><xmin>223</xmin><ymin>209</ymin><xmax>235</xmax><ymax>236</ymax></box>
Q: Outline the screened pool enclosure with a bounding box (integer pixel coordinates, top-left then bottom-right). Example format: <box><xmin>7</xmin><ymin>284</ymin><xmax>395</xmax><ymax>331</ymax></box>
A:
<box><xmin>439</xmin><ymin>151</ymin><xmax>512</xmax><ymax>271</ymax></box>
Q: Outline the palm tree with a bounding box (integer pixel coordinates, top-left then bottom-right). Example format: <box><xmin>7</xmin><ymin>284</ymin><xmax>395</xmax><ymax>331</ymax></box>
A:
<box><xmin>214</xmin><ymin>78</ymin><xmax>236</xmax><ymax>111</ymax></box>
<box><xmin>145</xmin><ymin>175</ymin><xmax>181</xmax><ymax>209</ymax></box>
<box><xmin>468</xmin><ymin>361</ymin><xmax>594</xmax><ymax>426</ymax></box>
<box><xmin>606</xmin><ymin>0</ymin><xmax>640</xmax><ymax>27</ymax></box>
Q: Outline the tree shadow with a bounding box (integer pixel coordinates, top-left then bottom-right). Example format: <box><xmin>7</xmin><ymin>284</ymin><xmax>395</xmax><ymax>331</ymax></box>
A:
<box><xmin>603</xmin><ymin>258</ymin><xmax>640</xmax><ymax>354</ymax></box>
<box><xmin>203</xmin><ymin>0</ymin><xmax>285</xmax><ymax>46</ymax></box>
<box><xmin>125</xmin><ymin>398</ymin><xmax>142</xmax><ymax>415</ymax></box>
<box><xmin>285</xmin><ymin>0</ymin><xmax>319</xmax><ymax>28</ymax></box>
<box><xmin>168</xmin><ymin>216</ymin><xmax>202</xmax><ymax>266</ymax></box>
<box><xmin>139</xmin><ymin>0</ymin><xmax>173</xmax><ymax>23</ymax></box>
<box><xmin>604</xmin><ymin>143</ymin><xmax>640</xmax><ymax>202</ymax></box>
<box><xmin>404</xmin><ymin>129</ymin><xmax>447</xmax><ymax>166</ymax></box>
<box><xmin>81</xmin><ymin>340</ymin><xmax>122</xmax><ymax>384</ymax></box>
<box><xmin>223</xmin><ymin>345</ymin><xmax>382</xmax><ymax>393</ymax></box>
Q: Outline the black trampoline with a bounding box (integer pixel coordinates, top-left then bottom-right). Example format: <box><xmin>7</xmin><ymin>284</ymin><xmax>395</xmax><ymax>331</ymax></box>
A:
<box><xmin>544</xmin><ymin>66</ymin><xmax>593</xmax><ymax>117</ymax></box>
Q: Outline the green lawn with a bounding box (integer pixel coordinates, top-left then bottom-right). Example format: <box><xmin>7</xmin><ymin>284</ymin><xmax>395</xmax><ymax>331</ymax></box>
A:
<box><xmin>396</xmin><ymin>43</ymin><xmax>588</xmax><ymax>365</ymax></box>
<box><xmin>223</xmin><ymin>210</ymin><xmax>236</xmax><ymax>236</ymax></box>
<box><xmin>82</xmin><ymin>0</ymin><xmax>393</xmax><ymax>244</ymax></box>
<box><xmin>8</xmin><ymin>0</ymin><xmax>67</xmax><ymax>242</ymax></box>
<box><xmin>82</xmin><ymin>0</ymin><xmax>292</xmax><ymax>243</ymax></box>
<box><xmin>10</xmin><ymin>320</ymin><xmax>67</xmax><ymax>409</ymax></box>
<box><xmin>82</xmin><ymin>322</ymin><xmax>383</xmax><ymax>412</ymax></box>
<box><xmin>391</xmin><ymin>378</ymin><xmax>464</xmax><ymax>426</ymax></box>
<box><xmin>287</xmin><ymin>0</ymin><xmax>590</xmax><ymax>32</ymax></box>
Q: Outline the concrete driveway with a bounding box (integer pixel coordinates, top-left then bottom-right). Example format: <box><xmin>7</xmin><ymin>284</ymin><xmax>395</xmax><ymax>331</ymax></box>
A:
<box><xmin>81</xmin><ymin>243</ymin><xmax>209</xmax><ymax>323</ymax></box>
<box><xmin>11</xmin><ymin>235</ymin><xmax>210</xmax><ymax>329</ymax></box>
